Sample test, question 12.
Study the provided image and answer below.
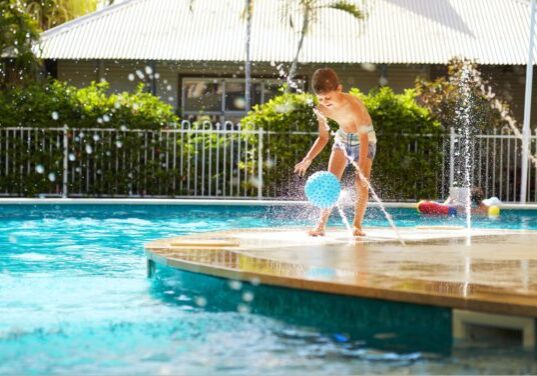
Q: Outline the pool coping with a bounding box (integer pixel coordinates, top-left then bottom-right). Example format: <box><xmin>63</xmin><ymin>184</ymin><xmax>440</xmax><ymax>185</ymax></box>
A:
<box><xmin>1</xmin><ymin>198</ymin><xmax>536</xmax><ymax>210</ymax></box>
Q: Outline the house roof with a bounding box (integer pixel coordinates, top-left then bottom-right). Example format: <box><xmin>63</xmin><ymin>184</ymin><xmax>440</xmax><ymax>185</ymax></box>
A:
<box><xmin>38</xmin><ymin>0</ymin><xmax>534</xmax><ymax>65</ymax></box>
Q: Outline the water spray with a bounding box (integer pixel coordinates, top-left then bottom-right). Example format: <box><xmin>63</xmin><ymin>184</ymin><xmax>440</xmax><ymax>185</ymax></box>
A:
<box><xmin>457</xmin><ymin>63</ymin><xmax>474</xmax><ymax>245</ymax></box>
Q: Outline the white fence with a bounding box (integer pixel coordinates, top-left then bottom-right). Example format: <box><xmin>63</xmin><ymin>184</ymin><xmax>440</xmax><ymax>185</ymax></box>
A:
<box><xmin>0</xmin><ymin>124</ymin><xmax>536</xmax><ymax>202</ymax></box>
<box><xmin>449</xmin><ymin>128</ymin><xmax>537</xmax><ymax>203</ymax></box>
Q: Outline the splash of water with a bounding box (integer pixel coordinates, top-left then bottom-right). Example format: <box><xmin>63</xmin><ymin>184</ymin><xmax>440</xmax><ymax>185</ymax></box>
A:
<box><xmin>457</xmin><ymin>63</ymin><xmax>473</xmax><ymax>245</ymax></box>
<box><xmin>335</xmin><ymin>202</ymin><xmax>354</xmax><ymax>237</ymax></box>
<box><xmin>313</xmin><ymin>109</ymin><xmax>406</xmax><ymax>246</ymax></box>
<box><xmin>463</xmin><ymin>62</ymin><xmax>537</xmax><ymax>168</ymax></box>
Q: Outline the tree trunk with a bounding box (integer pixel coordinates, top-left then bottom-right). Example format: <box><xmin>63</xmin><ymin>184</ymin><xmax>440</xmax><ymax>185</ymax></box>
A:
<box><xmin>288</xmin><ymin>5</ymin><xmax>309</xmax><ymax>90</ymax></box>
<box><xmin>245</xmin><ymin>0</ymin><xmax>253</xmax><ymax>111</ymax></box>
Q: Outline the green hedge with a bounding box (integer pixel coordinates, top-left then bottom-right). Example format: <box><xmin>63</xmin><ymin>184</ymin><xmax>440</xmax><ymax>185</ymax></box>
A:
<box><xmin>0</xmin><ymin>80</ymin><xmax>179</xmax><ymax>129</ymax></box>
<box><xmin>0</xmin><ymin>80</ymin><xmax>183</xmax><ymax>196</ymax></box>
<box><xmin>0</xmin><ymin>80</ymin><xmax>444</xmax><ymax>199</ymax></box>
<box><xmin>241</xmin><ymin>87</ymin><xmax>443</xmax><ymax>200</ymax></box>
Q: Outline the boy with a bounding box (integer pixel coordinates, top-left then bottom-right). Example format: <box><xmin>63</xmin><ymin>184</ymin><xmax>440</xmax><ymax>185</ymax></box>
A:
<box><xmin>294</xmin><ymin>68</ymin><xmax>377</xmax><ymax>237</ymax></box>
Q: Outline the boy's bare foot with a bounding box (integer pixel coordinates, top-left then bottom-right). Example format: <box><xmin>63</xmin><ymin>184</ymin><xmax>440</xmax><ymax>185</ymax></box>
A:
<box><xmin>308</xmin><ymin>227</ymin><xmax>325</xmax><ymax>236</ymax></box>
<box><xmin>353</xmin><ymin>227</ymin><xmax>366</xmax><ymax>237</ymax></box>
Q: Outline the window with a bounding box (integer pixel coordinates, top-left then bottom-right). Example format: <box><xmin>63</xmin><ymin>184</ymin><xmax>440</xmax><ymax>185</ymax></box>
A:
<box><xmin>183</xmin><ymin>79</ymin><xmax>223</xmax><ymax>113</ymax></box>
<box><xmin>181</xmin><ymin>77</ymin><xmax>304</xmax><ymax>123</ymax></box>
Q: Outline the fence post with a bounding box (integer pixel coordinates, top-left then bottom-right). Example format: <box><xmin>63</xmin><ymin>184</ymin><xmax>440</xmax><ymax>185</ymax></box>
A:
<box><xmin>257</xmin><ymin>127</ymin><xmax>263</xmax><ymax>199</ymax></box>
<box><xmin>62</xmin><ymin>125</ymin><xmax>69</xmax><ymax>198</ymax></box>
<box><xmin>449</xmin><ymin>127</ymin><xmax>455</xmax><ymax>189</ymax></box>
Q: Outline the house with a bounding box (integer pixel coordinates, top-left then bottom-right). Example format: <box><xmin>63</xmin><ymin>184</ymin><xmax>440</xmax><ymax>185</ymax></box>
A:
<box><xmin>38</xmin><ymin>0</ymin><xmax>536</xmax><ymax>124</ymax></box>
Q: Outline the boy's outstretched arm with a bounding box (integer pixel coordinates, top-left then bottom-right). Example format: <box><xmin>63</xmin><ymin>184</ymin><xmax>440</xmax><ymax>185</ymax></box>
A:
<box><xmin>294</xmin><ymin>114</ymin><xmax>330</xmax><ymax>176</ymax></box>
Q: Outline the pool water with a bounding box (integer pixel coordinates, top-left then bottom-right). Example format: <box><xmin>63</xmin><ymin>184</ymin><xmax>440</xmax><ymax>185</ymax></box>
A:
<box><xmin>1</xmin><ymin>204</ymin><xmax>536</xmax><ymax>375</ymax></box>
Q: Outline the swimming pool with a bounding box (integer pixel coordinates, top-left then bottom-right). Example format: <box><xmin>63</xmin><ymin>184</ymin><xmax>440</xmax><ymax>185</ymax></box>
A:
<box><xmin>1</xmin><ymin>203</ymin><xmax>536</xmax><ymax>375</ymax></box>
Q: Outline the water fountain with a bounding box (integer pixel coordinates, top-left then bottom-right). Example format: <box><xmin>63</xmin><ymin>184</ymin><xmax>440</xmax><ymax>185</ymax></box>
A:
<box><xmin>455</xmin><ymin>62</ymin><xmax>475</xmax><ymax>245</ymax></box>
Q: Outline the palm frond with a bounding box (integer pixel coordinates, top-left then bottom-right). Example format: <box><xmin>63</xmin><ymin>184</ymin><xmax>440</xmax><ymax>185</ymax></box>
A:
<box><xmin>326</xmin><ymin>0</ymin><xmax>364</xmax><ymax>19</ymax></box>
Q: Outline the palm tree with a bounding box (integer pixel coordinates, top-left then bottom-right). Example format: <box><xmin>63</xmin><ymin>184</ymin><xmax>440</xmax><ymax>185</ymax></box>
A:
<box><xmin>190</xmin><ymin>0</ymin><xmax>256</xmax><ymax>112</ymax></box>
<box><xmin>284</xmin><ymin>0</ymin><xmax>365</xmax><ymax>87</ymax></box>
<box><xmin>243</xmin><ymin>0</ymin><xmax>254</xmax><ymax>111</ymax></box>
<box><xmin>0</xmin><ymin>0</ymin><xmax>41</xmax><ymax>87</ymax></box>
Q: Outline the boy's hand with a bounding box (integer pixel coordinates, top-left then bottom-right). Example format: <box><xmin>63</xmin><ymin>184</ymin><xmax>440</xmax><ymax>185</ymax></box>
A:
<box><xmin>294</xmin><ymin>158</ymin><xmax>312</xmax><ymax>177</ymax></box>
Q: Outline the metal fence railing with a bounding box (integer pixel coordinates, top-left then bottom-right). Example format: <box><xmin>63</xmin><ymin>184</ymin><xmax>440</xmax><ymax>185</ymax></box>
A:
<box><xmin>0</xmin><ymin>123</ymin><xmax>536</xmax><ymax>202</ymax></box>
<box><xmin>0</xmin><ymin>123</ymin><xmax>265</xmax><ymax>199</ymax></box>
<box><xmin>449</xmin><ymin>128</ymin><xmax>537</xmax><ymax>203</ymax></box>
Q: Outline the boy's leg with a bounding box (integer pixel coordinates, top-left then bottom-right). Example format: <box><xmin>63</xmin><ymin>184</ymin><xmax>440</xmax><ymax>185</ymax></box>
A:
<box><xmin>309</xmin><ymin>148</ymin><xmax>347</xmax><ymax>236</ymax></box>
<box><xmin>353</xmin><ymin>158</ymin><xmax>373</xmax><ymax>236</ymax></box>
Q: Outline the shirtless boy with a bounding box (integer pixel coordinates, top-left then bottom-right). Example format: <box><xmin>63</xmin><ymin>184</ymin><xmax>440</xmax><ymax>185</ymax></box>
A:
<box><xmin>294</xmin><ymin>68</ymin><xmax>377</xmax><ymax>237</ymax></box>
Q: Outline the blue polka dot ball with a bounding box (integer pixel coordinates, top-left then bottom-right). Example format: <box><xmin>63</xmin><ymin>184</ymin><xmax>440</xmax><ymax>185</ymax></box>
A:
<box><xmin>305</xmin><ymin>171</ymin><xmax>341</xmax><ymax>209</ymax></box>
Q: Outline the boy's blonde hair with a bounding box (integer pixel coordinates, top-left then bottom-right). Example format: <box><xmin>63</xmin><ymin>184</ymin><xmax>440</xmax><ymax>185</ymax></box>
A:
<box><xmin>312</xmin><ymin>68</ymin><xmax>341</xmax><ymax>94</ymax></box>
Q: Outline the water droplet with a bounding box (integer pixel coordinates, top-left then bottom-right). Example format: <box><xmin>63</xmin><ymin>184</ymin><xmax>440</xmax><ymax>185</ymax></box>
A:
<box><xmin>68</xmin><ymin>153</ymin><xmax>76</xmax><ymax>161</ymax></box>
<box><xmin>35</xmin><ymin>165</ymin><xmax>45</xmax><ymax>174</ymax></box>
<box><xmin>242</xmin><ymin>291</ymin><xmax>254</xmax><ymax>302</ymax></box>
<box><xmin>248</xmin><ymin>176</ymin><xmax>261</xmax><ymax>188</ymax></box>
<box><xmin>166</xmin><ymin>84</ymin><xmax>172</xmax><ymax>91</ymax></box>
<box><xmin>103</xmin><ymin>114</ymin><xmax>110</xmax><ymax>122</ymax></box>
<box><xmin>360</xmin><ymin>63</ymin><xmax>377</xmax><ymax>72</ymax></box>
<box><xmin>145</xmin><ymin>66</ymin><xmax>153</xmax><ymax>75</ymax></box>
<box><xmin>75</xmin><ymin>167</ymin><xmax>81</xmax><ymax>173</ymax></box>
<box><xmin>79</xmin><ymin>132</ymin><xmax>85</xmax><ymax>139</ymax></box>
<box><xmin>233</xmin><ymin>97</ymin><xmax>246</xmax><ymax>109</ymax></box>
<box><xmin>85</xmin><ymin>145</ymin><xmax>93</xmax><ymax>154</ymax></box>
<box><xmin>48</xmin><ymin>172</ymin><xmax>56</xmax><ymax>182</ymax></box>
<box><xmin>116</xmin><ymin>141</ymin><xmax>123</xmax><ymax>148</ymax></box>
<box><xmin>93</xmin><ymin>134</ymin><xmax>100</xmax><ymax>142</ymax></box>
<box><xmin>194</xmin><ymin>296</ymin><xmax>207</xmax><ymax>307</ymax></box>
<box><xmin>135</xmin><ymin>70</ymin><xmax>144</xmax><ymax>80</ymax></box>
<box><xmin>228</xmin><ymin>280</ymin><xmax>242</xmax><ymax>290</ymax></box>
<box><xmin>237</xmin><ymin>304</ymin><xmax>251</xmax><ymax>314</ymax></box>
<box><xmin>51</xmin><ymin>111</ymin><xmax>59</xmax><ymax>120</ymax></box>
<box><xmin>128</xmin><ymin>73</ymin><xmax>135</xmax><ymax>81</ymax></box>
<box><xmin>120</xmin><ymin>125</ymin><xmax>128</xmax><ymax>131</ymax></box>
<box><xmin>105</xmin><ymin>151</ymin><xmax>111</xmax><ymax>156</ymax></box>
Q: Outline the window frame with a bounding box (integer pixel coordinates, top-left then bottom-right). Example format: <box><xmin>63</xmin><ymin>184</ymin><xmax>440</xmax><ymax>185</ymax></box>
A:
<box><xmin>179</xmin><ymin>75</ymin><xmax>305</xmax><ymax>123</ymax></box>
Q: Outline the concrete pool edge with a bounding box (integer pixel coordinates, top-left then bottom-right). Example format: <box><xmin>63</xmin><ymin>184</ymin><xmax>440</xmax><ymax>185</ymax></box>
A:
<box><xmin>1</xmin><ymin>197</ymin><xmax>537</xmax><ymax>210</ymax></box>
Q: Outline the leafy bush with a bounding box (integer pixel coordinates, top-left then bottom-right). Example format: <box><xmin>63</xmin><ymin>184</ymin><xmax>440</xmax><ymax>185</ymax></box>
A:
<box><xmin>351</xmin><ymin>87</ymin><xmax>443</xmax><ymax>199</ymax></box>
<box><xmin>414</xmin><ymin>59</ymin><xmax>505</xmax><ymax>132</ymax></box>
<box><xmin>0</xmin><ymin>80</ymin><xmax>182</xmax><ymax>196</ymax></box>
<box><xmin>240</xmin><ymin>92</ymin><xmax>330</xmax><ymax>197</ymax></box>
<box><xmin>0</xmin><ymin>80</ymin><xmax>179</xmax><ymax>129</ymax></box>
<box><xmin>241</xmin><ymin>87</ymin><xmax>443</xmax><ymax>200</ymax></box>
<box><xmin>0</xmin><ymin>0</ymin><xmax>41</xmax><ymax>87</ymax></box>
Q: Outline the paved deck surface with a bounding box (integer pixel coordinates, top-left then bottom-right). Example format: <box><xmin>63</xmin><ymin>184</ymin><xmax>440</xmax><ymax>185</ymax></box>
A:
<box><xmin>145</xmin><ymin>227</ymin><xmax>537</xmax><ymax>317</ymax></box>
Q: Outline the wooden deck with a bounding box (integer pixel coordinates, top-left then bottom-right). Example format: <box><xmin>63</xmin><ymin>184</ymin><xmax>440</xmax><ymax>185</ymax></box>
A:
<box><xmin>145</xmin><ymin>227</ymin><xmax>537</xmax><ymax>319</ymax></box>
